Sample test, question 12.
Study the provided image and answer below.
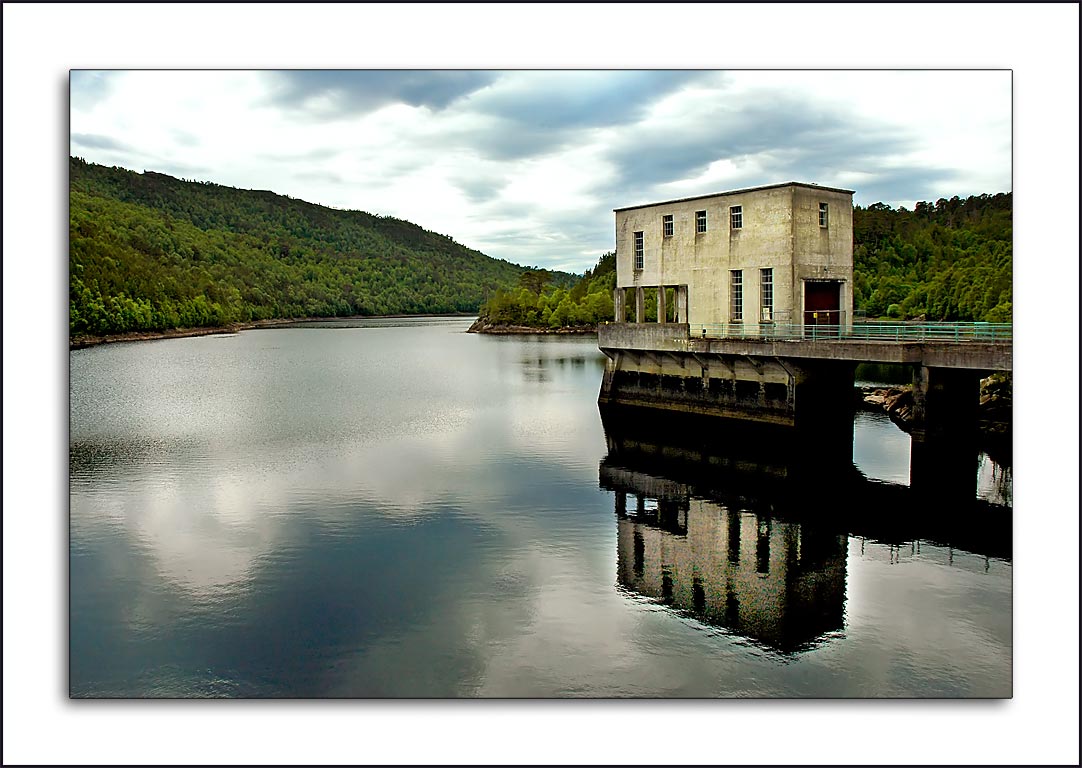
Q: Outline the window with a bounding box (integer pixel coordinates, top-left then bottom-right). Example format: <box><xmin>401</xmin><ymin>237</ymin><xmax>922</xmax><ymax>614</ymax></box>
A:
<box><xmin>696</xmin><ymin>210</ymin><xmax>707</xmax><ymax>233</ymax></box>
<box><xmin>662</xmin><ymin>214</ymin><xmax>674</xmax><ymax>238</ymax></box>
<box><xmin>634</xmin><ymin>231</ymin><xmax>644</xmax><ymax>270</ymax></box>
<box><xmin>760</xmin><ymin>268</ymin><xmax>773</xmax><ymax>322</ymax></box>
<box><xmin>730</xmin><ymin>270</ymin><xmax>743</xmax><ymax>322</ymax></box>
<box><xmin>819</xmin><ymin>202</ymin><xmax>829</xmax><ymax>228</ymax></box>
<box><xmin>730</xmin><ymin>205</ymin><xmax>743</xmax><ymax>230</ymax></box>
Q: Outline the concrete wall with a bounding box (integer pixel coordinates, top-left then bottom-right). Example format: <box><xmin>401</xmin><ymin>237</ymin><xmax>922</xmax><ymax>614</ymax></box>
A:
<box><xmin>614</xmin><ymin>183</ymin><xmax>854</xmax><ymax>328</ymax></box>
<box><xmin>791</xmin><ymin>186</ymin><xmax>855</xmax><ymax>325</ymax></box>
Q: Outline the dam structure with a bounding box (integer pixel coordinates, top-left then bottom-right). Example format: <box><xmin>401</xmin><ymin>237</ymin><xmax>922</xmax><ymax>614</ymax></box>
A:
<box><xmin>597</xmin><ymin>182</ymin><xmax>1012</xmax><ymax>471</ymax></box>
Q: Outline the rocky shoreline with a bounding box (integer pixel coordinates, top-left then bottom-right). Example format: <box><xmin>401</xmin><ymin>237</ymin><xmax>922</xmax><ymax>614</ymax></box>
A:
<box><xmin>69</xmin><ymin>319</ymin><xmax>299</xmax><ymax>349</ymax></box>
<box><xmin>70</xmin><ymin>313</ymin><xmax>477</xmax><ymax>349</ymax></box>
<box><xmin>466</xmin><ymin>319</ymin><xmax>597</xmax><ymax>335</ymax></box>
<box><xmin>857</xmin><ymin>374</ymin><xmax>1012</xmax><ymax>441</ymax></box>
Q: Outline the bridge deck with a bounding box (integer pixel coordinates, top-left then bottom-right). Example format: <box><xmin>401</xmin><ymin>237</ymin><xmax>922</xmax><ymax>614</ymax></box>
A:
<box><xmin>599</xmin><ymin>322</ymin><xmax>1012</xmax><ymax>371</ymax></box>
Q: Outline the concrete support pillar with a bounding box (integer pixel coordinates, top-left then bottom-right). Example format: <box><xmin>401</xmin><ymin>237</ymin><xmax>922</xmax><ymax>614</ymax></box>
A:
<box><xmin>909</xmin><ymin>366</ymin><xmax>982</xmax><ymax>501</ymax></box>
<box><xmin>615</xmin><ymin>492</ymin><xmax>627</xmax><ymax>516</ymax></box>
<box><xmin>635</xmin><ymin>287</ymin><xmax>645</xmax><ymax>324</ymax></box>
<box><xmin>676</xmin><ymin>285</ymin><xmax>689</xmax><ymax>324</ymax></box>
<box><xmin>791</xmin><ymin>360</ymin><xmax>856</xmax><ymax>467</ymax></box>
<box><xmin>657</xmin><ymin>285</ymin><xmax>667</xmax><ymax>323</ymax></box>
<box><xmin>910</xmin><ymin>439</ymin><xmax>980</xmax><ymax>503</ymax></box>
<box><xmin>613</xmin><ymin>287</ymin><xmax>625</xmax><ymax>322</ymax></box>
<box><xmin>910</xmin><ymin>366</ymin><xmax>981</xmax><ymax>443</ymax></box>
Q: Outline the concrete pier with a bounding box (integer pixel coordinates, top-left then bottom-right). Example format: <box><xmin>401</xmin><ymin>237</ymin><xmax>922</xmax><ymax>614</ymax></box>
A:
<box><xmin>599</xmin><ymin>322</ymin><xmax>1008</xmax><ymax>432</ymax></box>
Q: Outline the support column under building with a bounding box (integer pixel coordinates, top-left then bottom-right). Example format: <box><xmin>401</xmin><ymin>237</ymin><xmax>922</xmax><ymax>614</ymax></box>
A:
<box><xmin>910</xmin><ymin>366</ymin><xmax>982</xmax><ymax>442</ymax></box>
<box><xmin>909</xmin><ymin>366</ymin><xmax>983</xmax><ymax>502</ymax></box>
<box><xmin>657</xmin><ymin>285</ymin><xmax>667</xmax><ymax>323</ymax></box>
<box><xmin>613</xmin><ymin>287</ymin><xmax>626</xmax><ymax>322</ymax></box>
<box><xmin>635</xmin><ymin>287</ymin><xmax>645</xmax><ymax>324</ymax></box>
<box><xmin>790</xmin><ymin>360</ymin><xmax>857</xmax><ymax>469</ymax></box>
<box><xmin>676</xmin><ymin>286</ymin><xmax>688</xmax><ymax>324</ymax></box>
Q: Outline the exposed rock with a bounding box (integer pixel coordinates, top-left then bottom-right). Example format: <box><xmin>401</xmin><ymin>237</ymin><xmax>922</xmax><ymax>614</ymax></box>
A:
<box><xmin>856</xmin><ymin>374</ymin><xmax>1011</xmax><ymax>442</ymax></box>
<box><xmin>857</xmin><ymin>385</ymin><xmax>916</xmax><ymax>431</ymax></box>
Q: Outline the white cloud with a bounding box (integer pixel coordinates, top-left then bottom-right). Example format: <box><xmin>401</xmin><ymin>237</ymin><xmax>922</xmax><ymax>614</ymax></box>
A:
<box><xmin>70</xmin><ymin>69</ymin><xmax>1012</xmax><ymax>273</ymax></box>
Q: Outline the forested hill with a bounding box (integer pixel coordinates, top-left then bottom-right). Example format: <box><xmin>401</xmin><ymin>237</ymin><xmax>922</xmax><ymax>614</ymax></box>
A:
<box><xmin>852</xmin><ymin>193</ymin><xmax>1012</xmax><ymax>322</ymax></box>
<box><xmin>69</xmin><ymin>157</ymin><xmax>529</xmax><ymax>336</ymax></box>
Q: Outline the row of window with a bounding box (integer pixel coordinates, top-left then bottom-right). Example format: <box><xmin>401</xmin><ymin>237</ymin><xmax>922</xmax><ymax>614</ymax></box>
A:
<box><xmin>632</xmin><ymin>204</ymin><xmax>828</xmax><ymax>273</ymax></box>
<box><xmin>647</xmin><ymin>202</ymin><xmax>830</xmax><ymax>242</ymax></box>
<box><xmin>730</xmin><ymin>268</ymin><xmax>773</xmax><ymax>323</ymax></box>
<box><xmin>662</xmin><ymin>210</ymin><xmax>713</xmax><ymax>238</ymax></box>
<box><xmin>660</xmin><ymin>207</ymin><xmax>742</xmax><ymax>237</ymax></box>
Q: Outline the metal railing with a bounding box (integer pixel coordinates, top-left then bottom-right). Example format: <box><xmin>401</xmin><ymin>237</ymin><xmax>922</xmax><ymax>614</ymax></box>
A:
<box><xmin>849</xmin><ymin>322</ymin><xmax>1012</xmax><ymax>342</ymax></box>
<box><xmin>690</xmin><ymin>321</ymin><xmax>1012</xmax><ymax>342</ymax></box>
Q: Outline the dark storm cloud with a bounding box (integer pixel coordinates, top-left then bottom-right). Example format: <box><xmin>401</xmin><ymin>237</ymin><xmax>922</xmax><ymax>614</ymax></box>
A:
<box><xmin>71</xmin><ymin>132</ymin><xmax>132</xmax><ymax>152</ymax></box>
<box><xmin>472</xmin><ymin>71</ymin><xmax>710</xmax><ymax>131</ymax></box>
<box><xmin>596</xmin><ymin>93</ymin><xmax>947</xmax><ymax>207</ymax></box>
<box><xmin>461</xmin><ymin>118</ymin><xmax>570</xmax><ymax>162</ymax></box>
<box><xmin>462</xmin><ymin>71</ymin><xmax>713</xmax><ymax>161</ymax></box>
<box><xmin>263</xmin><ymin>70</ymin><xmax>497</xmax><ymax>117</ymax></box>
<box><xmin>453</xmin><ymin>174</ymin><xmax>509</xmax><ymax>205</ymax></box>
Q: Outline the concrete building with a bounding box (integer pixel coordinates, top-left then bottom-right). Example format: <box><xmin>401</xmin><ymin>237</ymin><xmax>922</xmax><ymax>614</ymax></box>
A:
<box><xmin>601</xmin><ymin>182</ymin><xmax>1009</xmax><ymax>448</ymax></box>
<box><xmin>613</xmin><ymin>182</ymin><xmax>855</xmax><ymax>331</ymax></box>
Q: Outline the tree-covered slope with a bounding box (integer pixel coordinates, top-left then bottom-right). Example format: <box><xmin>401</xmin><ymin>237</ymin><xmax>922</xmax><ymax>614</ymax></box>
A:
<box><xmin>474</xmin><ymin>250</ymin><xmax>616</xmax><ymax>330</ymax></box>
<box><xmin>853</xmin><ymin>193</ymin><xmax>1012</xmax><ymax>322</ymax></box>
<box><xmin>69</xmin><ymin>157</ymin><xmax>528</xmax><ymax>335</ymax></box>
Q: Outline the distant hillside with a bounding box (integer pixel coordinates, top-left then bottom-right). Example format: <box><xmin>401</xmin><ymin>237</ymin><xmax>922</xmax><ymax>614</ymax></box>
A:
<box><xmin>472</xmin><ymin>250</ymin><xmax>615</xmax><ymax>331</ymax></box>
<box><xmin>69</xmin><ymin>157</ymin><xmax>530</xmax><ymax>336</ymax></box>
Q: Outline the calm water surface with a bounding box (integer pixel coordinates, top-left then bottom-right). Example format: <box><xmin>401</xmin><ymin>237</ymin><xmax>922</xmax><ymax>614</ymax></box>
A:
<box><xmin>70</xmin><ymin>317</ymin><xmax>1011</xmax><ymax>697</ymax></box>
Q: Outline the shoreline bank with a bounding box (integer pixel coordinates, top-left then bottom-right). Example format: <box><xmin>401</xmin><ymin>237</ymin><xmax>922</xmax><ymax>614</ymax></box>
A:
<box><xmin>466</xmin><ymin>319</ymin><xmax>597</xmax><ymax>335</ymax></box>
<box><xmin>69</xmin><ymin>313</ymin><xmax>477</xmax><ymax>349</ymax></box>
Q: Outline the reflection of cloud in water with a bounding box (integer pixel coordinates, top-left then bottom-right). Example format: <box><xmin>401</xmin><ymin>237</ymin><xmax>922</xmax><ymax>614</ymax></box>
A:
<box><xmin>71</xmin><ymin>364</ymin><xmax>605</xmax><ymax>600</ymax></box>
<box><xmin>70</xmin><ymin>324</ymin><xmax>1012</xmax><ymax>697</ymax></box>
<box><xmin>852</xmin><ymin>411</ymin><xmax>911</xmax><ymax>485</ymax></box>
<box><xmin>81</xmin><ymin>472</ymin><xmax>289</xmax><ymax>596</ymax></box>
<box><xmin>323</xmin><ymin>546</ymin><xmax>661</xmax><ymax>697</ymax></box>
<box><xmin>841</xmin><ymin>537</ymin><xmax>1011</xmax><ymax>697</ymax></box>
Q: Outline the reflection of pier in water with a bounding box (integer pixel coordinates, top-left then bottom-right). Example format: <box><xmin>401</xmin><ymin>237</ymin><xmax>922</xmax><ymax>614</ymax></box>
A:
<box><xmin>600</xmin><ymin>405</ymin><xmax>1012</xmax><ymax>655</ymax></box>
<box><xmin>614</xmin><ymin>488</ymin><xmax>847</xmax><ymax>654</ymax></box>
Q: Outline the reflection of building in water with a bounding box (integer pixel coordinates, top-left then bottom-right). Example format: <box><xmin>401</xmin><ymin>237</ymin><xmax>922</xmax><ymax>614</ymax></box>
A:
<box><xmin>612</xmin><ymin>486</ymin><xmax>847</xmax><ymax>654</ymax></box>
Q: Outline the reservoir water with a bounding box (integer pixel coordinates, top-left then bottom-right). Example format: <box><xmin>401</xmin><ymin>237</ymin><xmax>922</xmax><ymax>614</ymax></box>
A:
<box><xmin>69</xmin><ymin>317</ymin><xmax>1011</xmax><ymax>697</ymax></box>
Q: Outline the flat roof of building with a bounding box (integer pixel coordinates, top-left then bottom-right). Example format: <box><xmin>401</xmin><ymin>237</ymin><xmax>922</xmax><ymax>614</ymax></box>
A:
<box><xmin>613</xmin><ymin>181</ymin><xmax>856</xmax><ymax>212</ymax></box>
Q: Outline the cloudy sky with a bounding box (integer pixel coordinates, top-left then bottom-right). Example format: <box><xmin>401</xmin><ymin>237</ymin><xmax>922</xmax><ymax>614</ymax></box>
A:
<box><xmin>70</xmin><ymin>69</ymin><xmax>1011</xmax><ymax>274</ymax></box>
<box><xmin>7</xmin><ymin>4</ymin><xmax>1078</xmax><ymax>765</ymax></box>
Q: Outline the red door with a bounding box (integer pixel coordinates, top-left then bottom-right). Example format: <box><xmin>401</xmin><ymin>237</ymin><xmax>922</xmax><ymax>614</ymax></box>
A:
<box><xmin>803</xmin><ymin>281</ymin><xmax>842</xmax><ymax>330</ymax></box>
